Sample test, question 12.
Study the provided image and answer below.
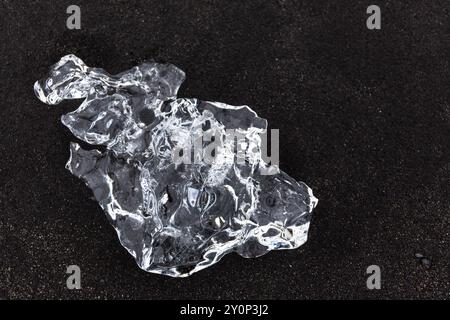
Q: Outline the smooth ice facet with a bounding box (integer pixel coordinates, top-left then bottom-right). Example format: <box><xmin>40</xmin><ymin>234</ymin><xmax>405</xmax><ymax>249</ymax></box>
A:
<box><xmin>34</xmin><ymin>54</ymin><xmax>318</xmax><ymax>277</ymax></box>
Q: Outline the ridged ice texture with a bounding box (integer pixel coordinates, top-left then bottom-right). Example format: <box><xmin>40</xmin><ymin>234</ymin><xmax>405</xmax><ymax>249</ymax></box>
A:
<box><xmin>34</xmin><ymin>54</ymin><xmax>318</xmax><ymax>277</ymax></box>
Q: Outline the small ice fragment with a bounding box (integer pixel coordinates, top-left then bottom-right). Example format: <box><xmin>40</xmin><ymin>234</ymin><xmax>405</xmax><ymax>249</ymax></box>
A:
<box><xmin>34</xmin><ymin>54</ymin><xmax>318</xmax><ymax>277</ymax></box>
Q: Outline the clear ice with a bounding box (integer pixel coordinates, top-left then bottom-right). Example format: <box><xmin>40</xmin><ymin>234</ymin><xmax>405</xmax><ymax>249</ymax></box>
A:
<box><xmin>34</xmin><ymin>54</ymin><xmax>318</xmax><ymax>277</ymax></box>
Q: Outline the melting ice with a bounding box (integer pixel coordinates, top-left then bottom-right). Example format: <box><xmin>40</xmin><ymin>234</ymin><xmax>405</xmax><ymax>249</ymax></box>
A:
<box><xmin>34</xmin><ymin>55</ymin><xmax>318</xmax><ymax>277</ymax></box>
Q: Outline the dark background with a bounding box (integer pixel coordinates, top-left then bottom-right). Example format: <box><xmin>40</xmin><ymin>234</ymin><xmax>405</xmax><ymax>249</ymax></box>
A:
<box><xmin>0</xmin><ymin>0</ymin><xmax>449</xmax><ymax>299</ymax></box>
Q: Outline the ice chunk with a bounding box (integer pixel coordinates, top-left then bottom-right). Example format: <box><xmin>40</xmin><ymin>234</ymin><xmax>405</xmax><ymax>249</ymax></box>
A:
<box><xmin>34</xmin><ymin>55</ymin><xmax>317</xmax><ymax>277</ymax></box>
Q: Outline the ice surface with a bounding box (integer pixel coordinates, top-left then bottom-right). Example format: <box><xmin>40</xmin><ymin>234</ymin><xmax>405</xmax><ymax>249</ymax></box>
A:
<box><xmin>34</xmin><ymin>55</ymin><xmax>318</xmax><ymax>277</ymax></box>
